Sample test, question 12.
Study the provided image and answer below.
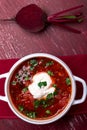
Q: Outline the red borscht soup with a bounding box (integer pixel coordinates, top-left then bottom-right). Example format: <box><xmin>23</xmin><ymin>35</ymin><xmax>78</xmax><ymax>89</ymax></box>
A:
<box><xmin>9</xmin><ymin>57</ymin><xmax>71</xmax><ymax>119</ymax></box>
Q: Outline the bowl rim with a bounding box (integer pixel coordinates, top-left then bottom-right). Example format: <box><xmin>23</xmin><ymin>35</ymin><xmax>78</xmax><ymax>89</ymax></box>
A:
<box><xmin>4</xmin><ymin>53</ymin><xmax>76</xmax><ymax>124</ymax></box>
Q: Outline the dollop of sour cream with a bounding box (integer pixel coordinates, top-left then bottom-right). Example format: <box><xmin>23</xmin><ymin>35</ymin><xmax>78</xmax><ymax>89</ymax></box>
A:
<box><xmin>28</xmin><ymin>72</ymin><xmax>55</xmax><ymax>99</ymax></box>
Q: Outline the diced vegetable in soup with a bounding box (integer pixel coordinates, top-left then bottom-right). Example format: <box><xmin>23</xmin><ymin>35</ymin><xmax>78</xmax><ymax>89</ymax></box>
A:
<box><xmin>9</xmin><ymin>57</ymin><xmax>71</xmax><ymax>119</ymax></box>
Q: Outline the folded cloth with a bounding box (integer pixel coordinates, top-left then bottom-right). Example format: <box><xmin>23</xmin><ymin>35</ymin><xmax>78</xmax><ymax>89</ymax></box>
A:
<box><xmin>0</xmin><ymin>55</ymin><xmax>87</xmax><ymax>118</ymax></box>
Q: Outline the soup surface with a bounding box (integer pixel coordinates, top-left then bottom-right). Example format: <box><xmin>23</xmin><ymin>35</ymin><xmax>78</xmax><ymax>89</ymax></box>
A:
<box><xmin>9</xmin><ymin>57</ymin><xmax>71</xmax><ymax>119</ymax></box>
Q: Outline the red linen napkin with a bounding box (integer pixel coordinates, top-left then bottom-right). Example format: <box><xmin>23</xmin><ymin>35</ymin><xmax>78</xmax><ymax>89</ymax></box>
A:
<box><xmin>0</xmin><ymin>55</ymin><xmax>87</xmax><ymax>118</ymax></box>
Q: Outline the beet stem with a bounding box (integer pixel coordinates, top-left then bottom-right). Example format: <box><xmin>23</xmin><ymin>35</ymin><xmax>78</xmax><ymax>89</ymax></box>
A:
<box><xmin>47</xmin><ymin>5</ymin><xmax>84</xmax><ymax>21</ymax></box>
<box><xmin>53</xmin><ymin>23</ymin><xmax>81</xmax><ymax>34</ymax></box>
<box><xmin>48</xmin><ymin>15</ymin><xmax>84</xmax><ymax>23</ymax></box>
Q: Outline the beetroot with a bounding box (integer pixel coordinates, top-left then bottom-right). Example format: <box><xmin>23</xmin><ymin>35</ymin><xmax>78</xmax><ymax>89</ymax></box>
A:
<box><xmin>0</xmin><ymin>4</ymin><xmax>84</xmax><ymax>33</ymax></box>
<box><xmin>15</xmin><ymin>4</ymin><xmax>47</xmax><ymax>32</ymax></box>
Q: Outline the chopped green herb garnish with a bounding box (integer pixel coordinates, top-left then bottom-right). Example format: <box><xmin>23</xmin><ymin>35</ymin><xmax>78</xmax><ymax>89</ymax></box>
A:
<box><xmin>46</xmin><ymin>93</ymin><xmax>54</xmax><ymax>100</ymax></box>
<box><xmin>53</xmin><ymin>91</ymin><xmax>58</xmax><ymax>96</ymax></box>
<box><xmin>43</xmin><ymin>104</ymin><xmax>48</xmax><ymax>108</ymax></box>
<box><xmin>47</xmin><ymin>71</ymin><xmax>54</xmax><ymax>76</ymax></box>
<box><xmin>52</xmin><ymin>84</ymin><xmax>57</xmax><ymax>88</ymax></box>
<box><xmin>11</xmin><ymin>81</ymin><xmax>16</xmax><ymax>85</ymax></box>
<box><xmin>29</xmin><ymin>66</ymin><xmax>35</xmax><ymax>71</ymax></box>
<box><xmin>45</xmin><ymin>110</ymin><xmax>51</xmax><ymax>114</ymax></box>
<box><xmin>46</xmin><ymin>61</ymin><xmax>54</xmax><ymax>67</ymax></box>
<box><xmin>15</xmin><ymin>73</ymin><xmax>19</xmax><ymax>78</ymax></box>
<box><xmin>38</xmin><ymin>81</ymin><xmax>47</xmax><ymax>88</ymax></box>
<box><xmin>24</xmin><ymin>76</ymin><xmax>29</xmax><ymax>81</ymax></box>
<box><xmin>40</xmin><ymin>100</ymin><xmax>46</xmax><ymax>105</ymax></box>
<box><xmin>66</xmin><ymin>78</ymin><xmax>71</xmax><ymax>86</ymax></box>
<box><xmin>29</xmin><ymin>59</ymin><xmax>38</xmax><ymax>71</ymax></box>
<box><xmin>30</xmin><ymin>59</ymin><xmax>38</xmax><ymax>66</ymax></box>
<box><xmin>18</xmin><ymin>105</ymin><xmax>24</xmax><ymax>112</ymax></box>
<box><xmin>34</xmin><ymin>99</ymin><xmax>49</xmax><ymax>108</ymax></box>
<box><xmin>34</xmin><ymin>100</ymin><xmax>40</xmax><ymax>108</ymax></box>
<box><xmin>26</xmin><ymin>112</ymin><xmax>36</xmax><ymax>118</ymax></box>
<box><xmin>22</xmin><ymin>87</ymin><xmax>28</xmax><ymax>93</ymax></box>
<box><xmin>40</xmin><ymin>100</ymin><xmax>48</xmax><ymax>108</ymax></box>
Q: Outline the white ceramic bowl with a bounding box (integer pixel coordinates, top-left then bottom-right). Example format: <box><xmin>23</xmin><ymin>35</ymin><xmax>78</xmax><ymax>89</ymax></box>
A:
<box><xmin>0</xmin><ymin>53</ymin><xmax>87</xmax><ymax>125</ymax></box>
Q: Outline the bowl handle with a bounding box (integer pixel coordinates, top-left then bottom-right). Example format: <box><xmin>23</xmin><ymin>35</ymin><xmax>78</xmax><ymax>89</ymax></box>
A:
<box><xmin>0</xmin><ymin>73</ymin><xmax>9</xmax><ymax>102</ymax></box>
<box><xmin>73</xmin><ymin>76</ymin><xmax>87</xmax><ymax>105</ymax></box>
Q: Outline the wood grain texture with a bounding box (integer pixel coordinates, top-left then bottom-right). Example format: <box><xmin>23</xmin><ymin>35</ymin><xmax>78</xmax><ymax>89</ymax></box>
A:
<box><xmin>0</xmin><ymin>0</ymin><xmax>87</xmax><ymax>59</ymax></box>
<box><xmin>0</xmin><ymin>0</ymin><xmax>87</xmax><ymax>129</ymax></box>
